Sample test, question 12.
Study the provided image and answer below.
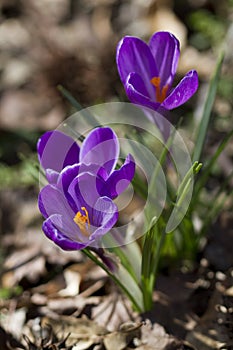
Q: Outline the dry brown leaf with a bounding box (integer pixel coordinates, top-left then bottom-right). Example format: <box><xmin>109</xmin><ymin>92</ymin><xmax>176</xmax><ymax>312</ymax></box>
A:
<box><xmin>31</xmin><ymin>273</ymin><xmax>66</xmax><ymax>297</ymax></box>
<box><xmin>0</xmin><ymin>307</ymin><xmax>26</xmax><ymax>339</ymax></box>
<box><xmin>139</xmin><ymin>320</ymin><xmax>174</xmax><ymax>350</ymax></box>
<box><xmin>0</xmin><ymin>325</ymin><xmax>24</xmax><ymax>350</ymax></box>
<box><xmin>45</xmin><ymin>295</ymin><xmax>100</xmax><ymax>314</ymax></box>
<box><xmin>92</xmin><ymin>293</ymin><xmax>135</xmax><ymax>331</ymax></box>
<box><xmin>103</xmin><ymin>322</ymin><xmax>142</xmax><ymax>350</ymax></box>
<box><xmin>2</xmin><ymin>246</ymin><xmax>45</xmax><ymax>288</ymax></box>
<box><xmin>40</xmin><ymin>315</ymin><xmax>108</xmax><ymax>347</ymax></box>
<box><xmin>58</xmin><ymin>269</ymin><xmax>81</xmax><ymax>297</ymax></box>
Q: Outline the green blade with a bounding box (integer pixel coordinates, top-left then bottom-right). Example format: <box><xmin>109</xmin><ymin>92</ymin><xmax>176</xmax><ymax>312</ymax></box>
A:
<box><xmin>192</xmin><ymin>52</ymin><xmax>224</xmax><ymax>162</ymax></box>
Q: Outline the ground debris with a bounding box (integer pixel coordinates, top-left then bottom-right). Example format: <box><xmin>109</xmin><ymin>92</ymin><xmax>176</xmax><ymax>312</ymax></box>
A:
<box><xmin>0</xmin><ymin>315</ymin><xmax>192</xmax><ymax>350</ymax></box>
<box><xmin>186</xmin><ymin>277</ymin><xmax>233</xmax><ymax>349</ymax></box>
<box><xmin>0</xmin><ymin>325</ymin><xmax>24</xmax><ymax>350</ymax></box>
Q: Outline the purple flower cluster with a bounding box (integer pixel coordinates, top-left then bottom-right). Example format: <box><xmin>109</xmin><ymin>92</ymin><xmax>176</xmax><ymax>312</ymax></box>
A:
<box><xmin>38</xmin><ymin>31</ymin><xmax>199</xmax><ymax>252</ymax></box>
<box><xmin>38</xmin><ymin>127</ymin><xmax>135</xmax><ymax>250</ymax></box>
<box><xmin>116</xmin><ymin>31</ymin><xmax>198</xmax><ymax>111</ymax></box>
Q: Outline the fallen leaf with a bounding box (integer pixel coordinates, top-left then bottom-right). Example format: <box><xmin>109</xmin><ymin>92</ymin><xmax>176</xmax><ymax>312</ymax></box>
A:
<box><xmin>103</xmin><ymin>322</ymin><xmax>142</xmax><ymax>350</ymax></box>
<box><xmin>0</xmin><ymin>325</ymin><xmax>24</xmax><ymax>350</ymax></box>
<box><xmin>92</xmin><ymin>293</ymin><xmax>135</xmax><ymax>331</ymax></box>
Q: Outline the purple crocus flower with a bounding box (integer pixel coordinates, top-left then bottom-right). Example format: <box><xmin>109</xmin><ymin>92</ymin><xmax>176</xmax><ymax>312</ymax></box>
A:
<box><xmin>37</xmin><ymin>130</ymin><xmax>80</xmax><ymax>184</ymax></box>
<box><xmin>38</xmin><ymin>127</ymin><xmax>135</xmax><ymax>250</ymax></box>
<box><xmin>38</xmin><ymin>128</ymin><xmax>134</xmax><ymax>197</ymax></box>
<box><xmin>116</xmin><ymin>31</ymin><xmax>198</xmax><ymax>111</ymax></box>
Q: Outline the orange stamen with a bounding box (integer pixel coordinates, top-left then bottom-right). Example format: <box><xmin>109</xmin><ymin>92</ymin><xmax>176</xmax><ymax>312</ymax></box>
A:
<box><xmin>73</xmin><ymin>206</ymin><xmax>90</xmax><ymax>237</ymax></box>
<box><xmin>150</xmin><ymin>76</ymin><xmax>169</xmax><ymax>103</ymax></box>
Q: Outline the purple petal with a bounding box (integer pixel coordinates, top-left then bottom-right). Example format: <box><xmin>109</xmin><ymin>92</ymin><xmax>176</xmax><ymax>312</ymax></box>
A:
<box><xmin>56</xmin><ymin>164</ymin><xmax>81</xmax><ymax>212</ymax></box>
<box><xmin>80</xmin><ymin>127</ymin><xmax>119</xmax><ymax>175</ymax></box>
<box><xmin>149</xmin><ymin>31</ymin><xmax>180</xmax><ymax>87</ymax></box>
<box><xmin>43</xmin><ymin>215</ymin><xmax>89</xmax><ymax>251</ymax></box>
<box><xmin>57</xmin><ymin>163</ymin><xmax>103</xmax><ymax>212</ymax></box>
<box><xmin>45</xmin><ymin>169</ymin><xmax>59</xmax><ymax>184</ymax></box>
<box><xmin>126</xmin><ymin>73</ymin><xmax>160</xmax><ymax>111</ymax></box>
<box><xmin>50</xmin><ymin>213</ymin><xmax>90</xmax><ymax>243</ymax></box>
<box><xmin>39</xmin><ymin>186</ymin><xmax>92</xmax><ymax>242</ymax></box>
<box><xmin>116</xmin><ymin>36</ymin><xmax>158</xmax><ymax>97</ymax></box>
<box><xmin>91</xmin><ymin>197</ymin><xmax>118</xmax><ymax>240</ymax></box>
<box><xmin>39</xmin><ymin>185</ymin><xmax>75</xmax><ymax>224</ymax></box>
<box><xmin>127</xmin><ymin>72</ymin><xmax>150</xmax><ymax>98</ymax></box>
<box><xmin>68</xmin><ymin>172</ymin><xmax>105</xmax><ymax>214</ymax></box>
<box><xmin>104</xmin><ymin>154</ymin><xmax>135</xmax><ymax>199</ymax></box>
<box><xmin>37</xmin><ymin>130</ymin><xmax>80</xmax><ymax>172</ymax></box>
<box><xmin>57</xmin><ymin>164</ymin><xmax>81</xmax><ymax>193</ymax></box>
<box><xmin>162</xmin><ymin>70</ymin><xmax>199</xmax><ymax>110</ymax></box>
<box><xmin>57</xmin><ymin>163</ymin><xmax>100</xmax><ymax>193</ymax></box>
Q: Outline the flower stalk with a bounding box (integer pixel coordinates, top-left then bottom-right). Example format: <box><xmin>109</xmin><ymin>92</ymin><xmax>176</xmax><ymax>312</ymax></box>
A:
<box><xmin>82</xmin><ymin>248</ymin><xmax>144</xmax><ymax>312</ymax></box>
<box><xmin>141</xmin><ymin>217</ymin><xmax>166</xmax><ymax>311</ymax></box>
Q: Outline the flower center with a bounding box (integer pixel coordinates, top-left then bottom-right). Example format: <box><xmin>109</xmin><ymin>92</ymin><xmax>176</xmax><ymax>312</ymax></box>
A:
<box><xmin>73</xmin><ymin>206</ymin><xmax>90</xmax><ymax>237</ymax></box>
<box><xmin>150</xmin><ymin>76</ymin><xmax>169</xmax><ymax>103</ymax></box>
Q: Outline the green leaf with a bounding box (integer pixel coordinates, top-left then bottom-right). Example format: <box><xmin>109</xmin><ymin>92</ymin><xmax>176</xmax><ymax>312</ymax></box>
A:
<box><xmin>192</xmin><ymin>52</ymin><xmax>224</xmax><ymax>162</ymax></box>
<box><xmin>58</xmin><ymin>85</ymin><xmax>99</xmax><ymax>129</ymax></box>
<box><xmin>165</xmin><ymin>162</ymin><xmax>202</xmax><ymax>234</ymax></box>
<box><xmin>200</xmin><ymin>169</ymin><xmax>233</xmax><ymax>236</ymax></box>
<box><xmin>193</xmin><ymin>129</ymin><xmax>233</xmax><ymax>201</ymax></box>
<box><xmin>82</xmin><ymin>248</ymin><xmax>143</xmax><ymax>312</ymax></box>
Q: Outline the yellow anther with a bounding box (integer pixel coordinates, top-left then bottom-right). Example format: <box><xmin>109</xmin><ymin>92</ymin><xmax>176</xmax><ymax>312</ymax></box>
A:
<box><xmin>73</xmin><ymin>206</ymin><xmax>90</xmax><ymax>237</ymax></box>
<box><xmin>151</xmin><ymin>76</ymin><xmax>160</xmax><ymax>88</ymax></box>
<box><xmin>150</xmin><ymin>76</ymin><xmax>169</xmax><ymax>103</ymax></box>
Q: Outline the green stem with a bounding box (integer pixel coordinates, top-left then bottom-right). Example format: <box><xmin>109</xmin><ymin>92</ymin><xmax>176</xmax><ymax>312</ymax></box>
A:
<box><xmin>102</xmin><ymin>232</ymin><xmax>140</xmax><ymax>283</ymax></box>
<box><xmin>82</xmin><ymin>248</ymin><xmax>143</xmax><ymax>312</ymax></box>
<box><xmin>148</xmin><ymin>227</ymin><xmax>166</xmax><ymax>293</ymax></box>
<box><xmin>109</xmin><ymin>246</ymin><xmax>139</xmax><ymax>283</ymax></box>
<box><xmin>141</xmin><ymin>219</ymin><xmax>166</xmax><ymax>311</ymax></box>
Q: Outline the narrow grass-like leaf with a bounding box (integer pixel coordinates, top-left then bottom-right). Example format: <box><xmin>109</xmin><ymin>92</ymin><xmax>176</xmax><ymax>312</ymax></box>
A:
<box><xmin>166</xmin><ymin>162</ymin><xmax>202</xmax><ymax>233</ymax></box>
<box><xmin>102</xmin><ymin>235</ymin><xmax>140</xmax><ymax>283</ymax></box>
<box><xmin>58</xmin><ymin>85</ymin><xmax>100</xmax><ymax>127</ymax></box>
<box><xmin>193</xmin><ymin>129</ymin><xmax>233</xmax><ymax>201</ymax></box>
<box><xmin>192</xmin><ymin>52</ymin><xmax>224</xmax><ymax>162</ymax></box>
<box><xmin>200</xmin><ymin>169</ymin><xmax>233</xmax><ymax>236</ymax></box>
<box><xmin>141</xmin><ymin>217</ymin><xmax>157</xmax><ymax>310</ymax></box>
<box><xmin>177</xmin><ymin>161</ymin><xmax>202</xmax><ymax>198</ymax></box>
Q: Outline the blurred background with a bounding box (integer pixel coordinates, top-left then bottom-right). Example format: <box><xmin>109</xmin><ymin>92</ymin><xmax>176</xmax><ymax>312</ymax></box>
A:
<box><xmin>0</xmin><ymin>0</ymin><xmax>232</xmax><ymax>186</ymax></box>
<box><xmin>1</xmin><ymin>0</ymin><xmax>232</xmax><ymax>241</ymax></box>
<box><xmin>0</xmin><ymin>0</ymin><xmax>233</xmax><ymax>345</ymax></box>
